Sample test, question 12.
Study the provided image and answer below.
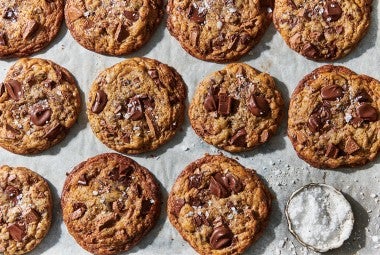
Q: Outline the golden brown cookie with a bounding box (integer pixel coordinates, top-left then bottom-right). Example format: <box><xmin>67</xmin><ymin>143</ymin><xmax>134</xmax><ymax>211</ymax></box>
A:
<box><xmin>189</xmin><ymin>63</ymin><xmax>283</xmax><ymax>152</ymax></box>
<box><xmin>167</xmin><ymin>0</ymin><xmax>273</xmax><ymax>62</ymax></box>
<box><xmin>273</xmin><ymin>0</ymin><xmax>371</xmax><ymax>60</ymax></box>
<box><xmin>61</xmin><ymin>153</ymin><xmax>161</xmax><ymax>255</ymax></box>
<box><xmin>0</xmin><ymin>0</ymin><xmax>64</xmax><ymax>58</ymax></box>
<box><xmin>167</xmin><ymin>154</ymin><xmax>272</xmax><ymax>255</ymax></box>
<box><xmin>0</xmin><ymin>58</ymin><xmax>81</xmax><ymax>155</ymax></box>
<box><xmin>65</xmin><ymin>0</ymin><xmax>163</xmax><ymax>55</ymax></box>
<box><xmin>0</xmin><ymin>165</ymin><xmax>52</xmax><ymax>255</ymax></box>
<box><xmin>87</xmin><ymin>57</ymin><xmax>186</xmax><ymax>154</ymax></box>
<box><xmin>288</xmin><ymin>65</ymin><xmax>380</xmax><ymax>168</ymax></box>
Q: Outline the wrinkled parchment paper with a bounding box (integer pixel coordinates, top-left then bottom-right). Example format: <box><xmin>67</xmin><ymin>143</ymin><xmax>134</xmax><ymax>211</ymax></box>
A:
<box><xmin>1</xmin><ymin>3</ymin><xmax>379</xmax><ymax>254</ymax></box>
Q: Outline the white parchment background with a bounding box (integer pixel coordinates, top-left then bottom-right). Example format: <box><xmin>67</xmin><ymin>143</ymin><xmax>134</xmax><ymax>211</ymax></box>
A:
<box><xmin>0</xmin><ymin>1</ymin><xmax>379</xmax><ymax>254</ymax></box>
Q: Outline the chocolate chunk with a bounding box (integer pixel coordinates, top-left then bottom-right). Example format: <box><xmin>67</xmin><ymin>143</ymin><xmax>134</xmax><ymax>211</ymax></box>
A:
<box><xmin>248</xmin><ymin>94</ymin><xmax>270</xmax><ymax>117</ymax></box>
<box><xmin>355</xmin><ymin>90</ymin><xmax>371</xmax><ymax>102</ymax></box>
<box><xmin>357</xmin><ymin>103</ymin><xmax>378</xmax><ymax>122</ymax></box>
<box><xmin>5</xmin><ymin>124</ymin><xmax>21</xmax><ymax>139</ymax></box>
<box><xmin>289</xmin><ymin>33</ymin><xmax>301</xmax><ymax>48</ymax></box>
<box><xmin>126</xmin><ymin>96</ymin><xmax>143</xmax><ymax>120</ymax></box>
<box><xmin>4</xmin><ymin>79</ymin><xmax>23</xmax><ymax>101</ymax></box>
<box><xmin>323</xmin><ymin>1</ymin><xmax>342</xmax><ymax>22</ymax></box>
<box><xmin>5</xmin><ymin>185</ymin><xmax>20</xmax><ymax>201</ymax></box>
<box><xmin>188</xmin><ymin>4</ymin><xmax>207</xmax><ymax>24</ymax></box>
<box><xmin>193</xmin><ymin>214</ymin><xmax>209</xmax><ymax>227</ymax></box>
<box><xmin>140</xmin><ymin>95</ymin><xmax>155</xmax><ymax>110</ymax></box>
<box><xmin>140</xmin><ymin>199</ymin><xmax>152</xmax><ymax>217</ymax></box>
<box><xmin>108</xmin><ymin>164</ymin><xmax>133</xmax><ymax>183</ymax></box>
<box><xmin>350</xmin><ymin>117</ymin><xmax>363</xmax><ymax>127</ymax></box>
<box><xmin>308</xmin><ymin>114</ymin><xmax>321</xmax><ymax>132</ymax></box>
<box><xmin>301</xmin><ymin>43</ymin><xmax>319</xmax><ymax>59</ymax></box>
<box><xmin>204</xmin><ymin>87</ymin><xmax>218</xmax><ymax>112</ymax></box>
<box><xmin>223</xmin><ymin>173</ymin><xmax>243</xmax><ymax>193</ymax></box>
<box><xmin>0</xmin><ymin>32</ymin><xmax>6</xmax><ymax>46</ymax></box>
<box><xmin>321</xmin><ymin>85</ymin><xmax>343</xmax><ymax>100</ymax></box>
<box><xmin>7</xmin><ymin>223</ymin><xmax>26</xmax><ymax>242</ymax></box>
<box><xmin>67</xmin><ymin>6</ymin><xmax>83</xmax><ymax>22</ymax></box>
<box><xmin>325</xmin><ymin>143</ymin><xmax>339</xmax><ymax>158</ymax></box>
<box><xmin>122</xmin><ymin>132</ymin><xmax>131</xmax><ymax>143</ymax></box>
<box><xmin>23</xmin><ymin>20</ymin><xmax>39</xmax><ymax>39</ymax></box>
<box><xmin>228</xmin><ymin>129</ymin><xmax>247</xmax><ymax>147</ymax></box>
<box><xmin>209</xmin><ymin>174</ymin><xmax>229</xmax><ymax>198</ymax></box>
<box><xmin>71</xmin><ymin>203</ymin><xmax>87</xmax><ymax>220</ymax></box>
<box><xmin>30</xmin><ymin>105</ymin><xmax>52</xmax><ymax>126</ymax></box>
<box><xmin>171</xmin><ymin>198</ymin><xmax>185</xmax><ymax>217</ymax></box>
<box><xmin>78</xmin><ymin>174</ymin><xmax>88</xmax><ymax>185</ymax></box>
<box><xmin>91</xmin><ymin>90</ymin><xmax>108</xmax><ymax>113</ymax></box>
<box><xmin>344</xmin><ymin>136</ymin><xmax>360</xmax><ymax>155</ymax></box>
<box><xmin>24</xmin><ymin>208</ymin><xmax>41</xmax><ymax>223</ymax></box>
<box><xmin>3</xmin><ymin>8</ymin><xmax>17</xmax><ymax>21</ymax></box>
<box><xmin>218</xmin><ymin>93</ymin><xmax>232</xmax><ymax>115</ymax></box>
<box><xmin>210</xmin><ymin>225</ymin><xmax>233</xmax><ymax>249</ymax></box>
<box><xmin>188</xmin><ymin>174</ymin><xmax>202</xmax><ymax>188</ymax></box>
<box><xmin>124</xmin><ymin>11</ymin><xmax>139</xmax><ymax>22</ymax></box>
<box><xmin>115</xmin><ymin>23</ymin><xmax>128</xmax><ymax>42</ymax></box>
<box><xmin>43</xmin><ymin>123</ymin><xmax>64</xmax><ymax>140</ymax></box>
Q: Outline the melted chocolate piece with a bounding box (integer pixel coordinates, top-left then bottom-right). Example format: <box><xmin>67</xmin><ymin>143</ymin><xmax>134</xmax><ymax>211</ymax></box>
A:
<box><xmin>248</xmin><ymin>94</ymin><xmax>270</xmax><ymax>117</ymax></box>
<box><xmin>204</xmin><ymin>87</ymin><xmax>218</xmax><ymax>112</ymax></box>
<box><xmin>210</xmin><ymin>225</ymin><xmax>233</xmax><ymax>249</ymax></box>
<box><xmin>308</xmin><ymin>103</ymin><xmax>331</xmax><ymax>132</ymax></box>
<box><xmin>91</xmin><ymin>90</ymin><xmax>108</xmax><ymax>113</ymax></box>
<box><xmin>71</xmin><ymin>203</ymin><xmax>87</xmax><ymax>220</ymax></box>
<box><xmin>124</xmin><ymin>11</ymin><xmax>139</xmax><ymax>22</ymax></box>
<box><xmin>5</xmin><ymin>185</ymin><xmax>20</xmax><ymax>200</ymax></box>
<box><xmin>223</xmin><ymin>173</ymin><xmax>243</xmax><ymax>193</ymax></box>
<box><xmin>4</xmin><ymin>80</ymin><xmax>23</xmax><ymax>101</ymax></box>
<box><xmin>357</xmin><ymin>103</ymin><xmax>378</xmax><ymax>122</ymax></box>
<box><xmin>43</xmin><ymin>123</ymin><xmax>64</xmax><ymax>140</ymax></box>
<box><xmin>188</xmin><ymin>4</ymin><xmax>207</xmax><ymax>24</ymax></box>
<box><xmin>3</xmin><ymin>8</ymin><xmax>17</xmax><ymax>21</ymax></box>
<box><xmin>140</xmin><ymin>199</ymin><xmax>152</xmax><ymax>217</ymax></box>
<box><xmin>30</xmin><ymin>105</ymin><xmax>52</xmax><ymax>126</ymax></box>
<box><xmin>301</xmin><ymin>43</ymin><xmax>319</xmax><ymax>59</ymax></box>
<box><xmin>321</xmin><ymin>85</ymin><xmax>343</xmax><ymax>100</ymax></box>
<box><xmin>0</xmin><ymin>32</ymin><xmax>6</xmax><ymax>46</ymax></box>
<box><xmin>23</xmin><ymin>20</ymin><xmax>39</xmax><ymax>39</ymax></box>
<box><xmin>355</xmin><ymin>90</ymin><xmax>371</xmax><ymax>102</ymax></box>
<box><xmin>209</xmin><ymin>175</ymin><xmax>229</xmax><ymax>198</ymax></box>
<box><xmin>115</xmin><ymin>23</ymin><xmax>128</xmax><ymax>42</ymax></box>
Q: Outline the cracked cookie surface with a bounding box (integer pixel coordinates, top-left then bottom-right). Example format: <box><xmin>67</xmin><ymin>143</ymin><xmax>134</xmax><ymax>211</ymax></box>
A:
<box><xmin>61</xmin><ymin>153</ymin><xmax>161</xmax><ymax>255</ymax></box>
<box><xmin>0</xmin><ymin>165</ymin><xmax>52</xmax><ymax>255</ymax></box>
<box><xmin>167</xmin><ymin>0</ymin><xmax>273</xmax><ymax>62</ymax></box>
<box><xmin>167</xmin><ymin>154</ymin><xmax>272</xmax><ymax>255</ymax></box>
<box><xmin>273</xmin><ymin>0</ymin><xmax>371</xmax><ymax>60</ymax></box>
<box><xmin>65</xmin><ymin>0</ymin><xmax>163</xmax><ymax>55</ymax></box>
<box><xmin>0</xmin><ymin>0</ymin><xmax>63</xmax><ymax>58</ymax></box>
<box><xmin>189</xmin><ymin>63</ymin><xmax>283</xmax><ymax>152</ymax></box>
<box><xmin>288</xmin><ymin>65</ymin><xmax>380</xmax><ymax>168</ymax></box>
<box><xmin>87</xmin><ymin>57</ymin><xmax>186</xmax><ymax>154</ymax></box>
<box><xmin>0</xmin><ymin>58</ymin><xmax>81</xmax><ymax>155</ymax></box>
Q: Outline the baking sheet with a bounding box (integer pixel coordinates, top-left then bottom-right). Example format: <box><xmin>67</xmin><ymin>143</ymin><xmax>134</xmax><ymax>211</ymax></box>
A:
<box><xmin>1</xmin><ymin>2</ymin><xmax>379</xmax><ymax>254</ymax></box>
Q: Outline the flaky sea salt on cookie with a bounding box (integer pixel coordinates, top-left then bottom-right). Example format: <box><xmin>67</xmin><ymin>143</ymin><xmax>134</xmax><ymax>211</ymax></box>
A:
<box><xmin>285</xmin><ymin>183</ymin><xmax>354</xmax><ymax>252</ymax></box>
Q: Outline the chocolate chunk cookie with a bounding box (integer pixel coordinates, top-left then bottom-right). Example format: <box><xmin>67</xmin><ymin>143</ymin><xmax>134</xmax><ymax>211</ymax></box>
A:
<box><xmin>0</xmin><ymin>165</ymin><xmax>52</xmax><ymax>255</ymax></box>
<box><xmin>167</xmin><ymin>0</ymin><xmax>273</xmax><ymax>62</ymax></box>
<box><xmin>65</xmin><ymin>0</ymin><xmax>163</xmax><ymax>55</ymax></box>
<box><xmin>0</xmin><ymin>58</ymin><xmax>81</xmax><ymax>155</ymax></box>
<box><xmin>167</xmin><ymin>154</ymin><xmax>272</xmax><ymax>255</ymax></box>
<box><xmin>189</xmin><ymin>63</ymin><xmax>283</xmax><ymax>152</ymax></box>
<box><xmin>61</xmin><ymin>153</ymin><xmax>161</xmax><ymax>255</ymax></box>
<box><xmin>273</xmin><ymin>0</ymin><xmax>371</xmax><ymax>60</ymax></box>
<box><xmin>0</xmin><ymin>0</ymin><xmax>64</xmax><ymax>58</ymax></box>
<box><xmin>288</xmin><ymin>65</ymin><xmax>380</xmax><ymax>168</ymax></box>
<box><xmin>87</xmin><ymin>57</ymin><xmax>186</xmax><ymax>154</ymax></box>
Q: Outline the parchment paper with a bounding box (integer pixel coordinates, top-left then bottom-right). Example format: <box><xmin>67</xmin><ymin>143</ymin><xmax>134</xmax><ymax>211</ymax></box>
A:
<box><xmin>1</xmin><ymin>2</ymin><xmax>379</xmax><ymax>254</ymax></box>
